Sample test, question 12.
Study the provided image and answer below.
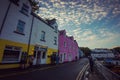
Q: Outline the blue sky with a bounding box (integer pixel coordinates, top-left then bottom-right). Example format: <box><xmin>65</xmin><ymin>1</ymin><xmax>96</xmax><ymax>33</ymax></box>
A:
<box><xmin>37</xmin><ymin>0</ymin><xmax>120</xmax><ymax>49</ymax></box>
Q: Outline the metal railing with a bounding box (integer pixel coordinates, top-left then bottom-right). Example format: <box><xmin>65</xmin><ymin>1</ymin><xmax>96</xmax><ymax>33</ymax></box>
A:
<box><xmin>95</xmin><ymin>61</ymin><xmax>120</xmax><ymax>80</ymax></box>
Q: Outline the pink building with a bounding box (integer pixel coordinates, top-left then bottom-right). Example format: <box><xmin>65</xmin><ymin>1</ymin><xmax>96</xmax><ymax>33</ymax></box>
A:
<box><xmin>58</xmin><ymin>30</ymin><xmax>79</xmax><ymax>63</ymax></box>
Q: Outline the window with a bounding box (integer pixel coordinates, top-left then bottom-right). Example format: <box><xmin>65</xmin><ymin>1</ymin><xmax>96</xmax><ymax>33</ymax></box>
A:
<box><xmin>10</xmin><ymin>0</ymin><xmax>19</xmax><ymax>6</ymax></box>
<box><xmin>15</xmin><ymin>20</ymin><xmax>25</xmax><ymax>34</ymax></box>
<box><xmin>2</xmin><ymin>46</ymin><xmax>22</xmax><ymax>63</ymax></box>
<box><xmin>42</xmin><ymin>52</ymin><xmax>46</xmax><ymax>59</ymax></box>
<box><xmin>21</xmin><ymin>3</ymin><xmax>29</xmax><ymax>16</ymax></box>
<box><xmin>54</xmin><ymin>37</ymin><xmax>57</xmax><ymax>45</ymax></box>
<box><xmin>64</xmin><ymin>53</ymin><xmax>66</xmax><ymax>60</ymax></box>
<box><xmin>64</xmin><ymin>42</ymin><xmax>66</xmax><ymax>47</ymax></box>
<box><xmin>40</xmin><ymin>31</ymin><xmax>45</xmax><ymax>41</ymax></box>
<box><xmin>54</xmin><ymin>26</ymin><xmax>57</xmax><ymax>33</ymax></box>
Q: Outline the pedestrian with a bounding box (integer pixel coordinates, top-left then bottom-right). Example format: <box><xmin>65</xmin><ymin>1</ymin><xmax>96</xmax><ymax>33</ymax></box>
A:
<box><xmin>51</xmin><ymin>54</ymin><xmax>55</xmax><ymax>64</ymax></box>
<box><xmin>88</xmin><ymin>56</ymin><xmax>94</xmax><ymax>72</ymax></box>
<box><xmin>29</xmin><ymin>55</ymin><xmax>34</xmax><ymax>68</ymax></box>
<box><xmin>56</xmin><ymin>54</ymin><xmax>59</xmax><ymax>64</ymax></box>
<box><xmin>20</xmin><ymin>52</ymin><xmax>27</xmax><ymax>69</ymax></box>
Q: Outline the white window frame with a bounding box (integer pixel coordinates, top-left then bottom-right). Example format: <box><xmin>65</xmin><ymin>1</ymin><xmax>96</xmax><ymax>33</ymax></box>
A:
<box><xmin>40</xmin><ymin>31</ymin><xmax>46</xmax><ymax>41</ymax></box>
<box><xmin>16</xmin><ymin>20</ymin><xmax>25</xmax><ymax>33</ymax></box>
<box><xmin>21</xmin><ymin>3</ymin><xmax>29</xmax><ymax>16</ymax></box>
<box><xmin>54</xmin><ymin>37</ymin><xmax>57</xmax><ymax>45</ymax></box>
<box><xmin>2</xmin><ymin>46</ymin><xmax>22</xmax><ymax>63</ymax></box>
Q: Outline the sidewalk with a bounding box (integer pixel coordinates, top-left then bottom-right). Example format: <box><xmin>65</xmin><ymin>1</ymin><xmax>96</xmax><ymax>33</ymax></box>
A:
<box><xmin>0</xmin><ymin>64</ymin><xmax>56</xmax><ymax>76</ymax></box>
<box><xmin>87</xmin><ymin>67</ymin><xmax>105</xmax><ymax>80</ymax></box>
<box><xmin>88</xmin><ymin>71</ymin><xmax>104</xmax><ymax>80</ymax></box>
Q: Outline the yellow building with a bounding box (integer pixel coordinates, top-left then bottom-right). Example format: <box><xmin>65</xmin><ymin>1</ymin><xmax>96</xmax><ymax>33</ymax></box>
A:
<box><xmin>0</xmin><ymin>0</ymin><xmax>59</xmax><ymax>69</ymax></box>
<box><xmin>0</xmin><ymin>0</ymin><xmax>33</xmax><ymax>69</ymax></box>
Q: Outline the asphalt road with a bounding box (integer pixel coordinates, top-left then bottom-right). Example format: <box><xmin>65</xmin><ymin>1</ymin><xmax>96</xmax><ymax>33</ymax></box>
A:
<box><xmin>0</xmin><ymin>58</ymin><xmax>88</xmax><ymax>80</ymax></box>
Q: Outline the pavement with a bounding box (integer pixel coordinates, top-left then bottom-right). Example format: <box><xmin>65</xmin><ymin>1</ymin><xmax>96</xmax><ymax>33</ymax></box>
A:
<box><xmin>0</xmin><ymin>61</ymin><xmax>82</xmax><ymax>78</ymax></box>
<box><xmin>86</xmin><ymin>67</ymin><xmax>105</xmax><ymax>80</ymax></box>
<box><xmin>0</xmin><ymin>64</ymin><xmax>57</xmax><ymax>76</ymax></box>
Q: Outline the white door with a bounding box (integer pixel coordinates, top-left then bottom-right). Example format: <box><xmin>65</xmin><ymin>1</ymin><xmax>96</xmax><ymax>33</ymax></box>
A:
<box><xmin>40</xmin><ymin>51</ymin><xmax>46</xmax><ymax>64</ymax></box>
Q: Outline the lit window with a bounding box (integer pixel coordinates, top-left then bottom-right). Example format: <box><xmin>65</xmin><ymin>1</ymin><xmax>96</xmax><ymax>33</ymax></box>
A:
<box><xmin>40</xmin><ymin>31</ymin><xmax>45</xmax><ymax>41</ymax></box>
<box><xmin>16</xmin><ymin>20</ymin><xmax>25</xmax><ymax>33</ymax></box>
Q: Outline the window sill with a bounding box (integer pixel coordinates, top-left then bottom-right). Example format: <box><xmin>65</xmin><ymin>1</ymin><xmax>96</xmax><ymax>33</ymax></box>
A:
<box><xmin>40</xmin><ymin>39</ymin><xmax>46</xmax><ymax>42</ymax></box>
<box><xmin>20</xmin><ymin>10</ymin><xmax>29</xmax><ymax>17</ymax></box>
<box><xmin>14</xmin><ymin>31</ymin><xmax>25</xmax><ymax>35</ymax></box>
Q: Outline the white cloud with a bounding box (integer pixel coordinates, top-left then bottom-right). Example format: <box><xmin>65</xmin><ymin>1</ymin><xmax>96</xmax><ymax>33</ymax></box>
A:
<box><xmin>37</xmin><ymin>0</ymin><xmax>120</xmax><ymax>48</ymax></box>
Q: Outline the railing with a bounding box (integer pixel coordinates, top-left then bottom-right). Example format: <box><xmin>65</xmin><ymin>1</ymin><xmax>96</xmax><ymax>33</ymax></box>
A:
<box><xmin>95</xmin><ymin>61</ymin><xmax>120</xmax><ymax>80</ymax></box>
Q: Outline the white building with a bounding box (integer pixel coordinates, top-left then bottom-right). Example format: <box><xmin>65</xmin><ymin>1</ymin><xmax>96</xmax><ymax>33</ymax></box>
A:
<box><xmin>91</xmin><ymin>48</ymin><xmax>115</xmax><ymax>59</ymax></box>
<box><xmin>0</xmin><ymin>0</ymin><xmax>59</xmax><ymax>69</ymax></box>
<box><xmin>31</xmin><ymin>13</ymin><xmax>59</xmax><ymax>65</ymax></box>
<box><xmin>0</xmin><ymin>0</ymin><xmax>33</xmax><ymax>69</ymax></box>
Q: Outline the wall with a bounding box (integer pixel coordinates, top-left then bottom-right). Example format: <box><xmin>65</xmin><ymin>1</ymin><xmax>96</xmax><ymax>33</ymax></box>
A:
<box><xmin>31</xmin><ymin>15</ymin><xmax>58</xmax><ymax>64</ymax></box>
<box><xmin>0</xmin><ymin>0</ymin><xmax>33</xmax><ymax>69</ymax></box>
<box><xmin>59</xmin><ymin>30</ymin><xmax>79</xmax><ymax>62</ymax></box>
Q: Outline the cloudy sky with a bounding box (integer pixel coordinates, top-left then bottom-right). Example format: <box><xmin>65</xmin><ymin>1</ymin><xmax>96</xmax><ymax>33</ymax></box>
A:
<box><xmin>37</xmin><ymin>0</ymin><xmax>120</xmax><ymax>49</ymax></box>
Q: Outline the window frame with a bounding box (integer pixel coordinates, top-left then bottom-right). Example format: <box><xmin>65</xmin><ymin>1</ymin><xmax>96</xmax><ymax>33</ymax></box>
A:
<box><xmin>40</xmin><ymin>31</ymin><xmax>46</xmax><ymax>42</ymax></box>
<box><xmin>14</xmin><ymin>20</ymin><xmax>25</xmax><ymax>35</ymax></box>
<box><xmin>54</xmin><ymin>26</ymin><xmax>58</xmax><ymax>33</ymax></box>
<box><xmin>20</xmin><ymin>3</ymin><xmax>29</xmax><ymax>16</ymax></box>
<box><xmin>64</xmin><ymin>42</ymin><xmax>66</xmax><ymax>47</ymax></box>
<box><xmin>2</xmin><ymin>46</ymin><xmax>22</xmax><ymax>63</ymax></box>
<box><xmin>54</xmin><ymin>37</ymin><xmax>57</xmax><ymax>45</ymax></box>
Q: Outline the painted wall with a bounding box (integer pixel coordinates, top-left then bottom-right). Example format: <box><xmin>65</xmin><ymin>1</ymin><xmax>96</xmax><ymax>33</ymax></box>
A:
<box><xmin>0</xmin><ymin>0</ymin><xmax>33</xmax><ymax>69</ymax></box>
<box><xmin>0</xmin><ymin>0</ymin><xmax>9</xmax><ymax>30</ymax></box>
<box><xmin>31</xmin><ymin>15</ymin><xmax>58</xmax><ymax>64</ymax></box>
<box><xmin>0</xmin><ymin>0</ymin><xmax>32</xmax><ymax>44</ymax></box>
<box><xmin>58</xmin><ymin>30</ymin><xmax>79</xmax><ymax>63</ymax></box>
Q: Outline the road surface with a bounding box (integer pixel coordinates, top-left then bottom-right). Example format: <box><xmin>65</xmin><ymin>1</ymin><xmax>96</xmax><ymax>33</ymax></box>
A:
<box><xmin>0</xmin><ymin>58</ymin><xmax>88</xmax><ymax>80</ymax></box>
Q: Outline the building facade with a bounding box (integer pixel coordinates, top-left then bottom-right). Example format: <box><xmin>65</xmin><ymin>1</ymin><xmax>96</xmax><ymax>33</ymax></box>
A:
<box><xmin>31</xmin><ymin>14</ymin><xmax>58</xmax><ymax>65</ymax></box>
<box><xmin>78</xmin><ymin>48</ymin><xmax>84</xmax><ymax>58</ymax></box>
<box><xmin>58</xmin><ymin>30</ymin><xmax>79</xmax><ymax>63</ymax></box>
<box><xmin>91</xmin><ymin>48</ymin><xmax>115</xmax><ymax>59</ymax></box>
<box><xmin>0</xmin><ymin>0</ymin><xmax>33</xmax><ymax>69</ymax></box>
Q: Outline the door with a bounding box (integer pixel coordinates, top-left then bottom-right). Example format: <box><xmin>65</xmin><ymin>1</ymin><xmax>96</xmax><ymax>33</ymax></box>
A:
<box><xmin>40</xmin><ymin>51</ymin><xmax>46</xmax><ymax>64</ymax></box>
<box><xmin>36</xmin><ymin>51</ymin><xmax>41</xmax><ymax>64</ymax></box>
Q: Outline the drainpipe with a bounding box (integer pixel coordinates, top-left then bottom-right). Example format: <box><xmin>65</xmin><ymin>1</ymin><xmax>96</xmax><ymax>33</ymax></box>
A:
<box><xmin>27</xmin><ymin>15</ymin><xmax>34</xmax><ymax>56</ymax></box>
<box><xmin>26</xmin><ymin>15</ymin><xmax>34</xmax><ymax>67</ymax></box>
<box><xmin>0</xmin><ymin>1</ymin><xmax>12</xmax><ymax>35</ymax></box>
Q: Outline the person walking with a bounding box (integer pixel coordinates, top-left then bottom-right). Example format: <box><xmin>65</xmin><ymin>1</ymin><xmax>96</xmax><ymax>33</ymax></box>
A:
<box><xmin>56</xmin><ymin>54</ymin><xmax>59</xmax><ymax>64</ymax></box>
<box><xmin>88</xmin><ymin>56</ymin><xmax>94</xmax><ymax>72</ymax></box>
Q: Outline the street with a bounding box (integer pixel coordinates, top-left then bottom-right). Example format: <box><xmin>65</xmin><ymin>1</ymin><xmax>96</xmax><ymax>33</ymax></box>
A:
<box><xmin>0</xmin><ymin>58</ymin><xmax>88</xmax><ymax>80</ymax></box>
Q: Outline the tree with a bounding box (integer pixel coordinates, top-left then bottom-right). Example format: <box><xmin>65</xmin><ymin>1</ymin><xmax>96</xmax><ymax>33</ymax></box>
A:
<box><xmin>79</xmin><ymin>47</ymin><xmax>91</xmax><ymax>57</ymax></box>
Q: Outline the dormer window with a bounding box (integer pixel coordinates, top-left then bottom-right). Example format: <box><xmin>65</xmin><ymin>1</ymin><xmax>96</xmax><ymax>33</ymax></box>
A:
<box><xmin>54</xmin><ymin>26</ymin><xmax>58</xmax><ymax>33</ymax></box>
<box><xmin>10</xmin><ymin>0</ymin><xmax>19</xmax><ymax>6</ymax></box>
<box><xmin>20</xmin><ymin>3</ymin><xmax>29</xmax><ymax>16</ymax></box>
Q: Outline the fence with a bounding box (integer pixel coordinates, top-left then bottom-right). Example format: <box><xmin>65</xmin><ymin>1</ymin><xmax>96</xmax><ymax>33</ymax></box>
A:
<box><xmin>95</xmin><ymin>61</ymin><xmax>120</xmax><ymax>80</ymax></box>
